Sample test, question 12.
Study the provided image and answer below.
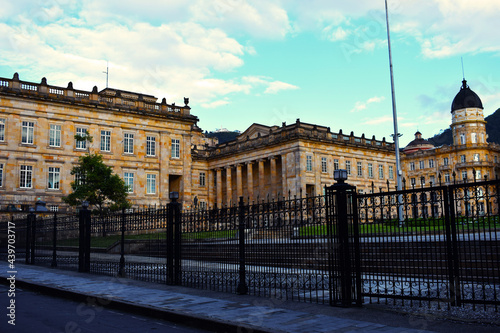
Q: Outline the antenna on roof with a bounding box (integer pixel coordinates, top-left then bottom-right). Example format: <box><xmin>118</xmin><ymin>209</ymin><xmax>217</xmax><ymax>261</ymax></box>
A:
<box><xmin>103</xmin><ymin>61</ymin><xmax>109</xmax><ymax>88</ymax></box>
<box><xmin>461</xmin><ymin>57</ymin><xmax>465</xmax><ymax>80</ymax></box>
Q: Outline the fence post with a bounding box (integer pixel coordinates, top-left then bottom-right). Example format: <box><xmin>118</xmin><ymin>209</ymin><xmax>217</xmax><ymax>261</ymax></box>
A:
<box><xmin>236</xmin><ymin>196</ymin><xmax>248</xmax><ymax>295</ymax></box>
<box><xmin>173</xmin><ymin>199</ymin><xmax>182</xmax><ymax>285</ymax></box>
<box><xmin>25</xmin><ymin>212</ymin><xmax>35</xmax><ymax>264</ymax></box>
<box><xmin>167</xmin><ymin>192</ymin><xmax>181</xmax><ymax>285</ymax></box>
<box><xmin>444</xmin><ymin>185</ymin><xmax>461</xmax><ymax>306</ymax></box>
<box><xmin>118</xmin><ymin>208</ymin><xmax>126</xmax><ymax>277</ymax></box>
<box><xmin>79</xmin><ymin>202</ymin><xmax>91</xmax><ymax>273</ymax></box>
<box><xmin>51</xmin><ymin>212</ymin><xmax>57</xmax><ymax>268</ymax></box>
<box><xmin>329</xmin><ymin>170</ymin><xmax>359</xmax><ymax>307</ymax></box>
<box><xmin>166</xmin><ymin>203</ymin><xmax>174</xmax><ymax>285</ymax></box>
<box><xmin>336</xmin><ymin>182</ymin><xmax>352</xmax><ymax>306</ymax></box>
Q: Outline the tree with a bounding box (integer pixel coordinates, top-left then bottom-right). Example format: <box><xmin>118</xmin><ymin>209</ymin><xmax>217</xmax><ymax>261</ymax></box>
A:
<box><xmin>63</xmin><ymin>133</ymin><xmax>130</xmax><ymax>213</ymax></box>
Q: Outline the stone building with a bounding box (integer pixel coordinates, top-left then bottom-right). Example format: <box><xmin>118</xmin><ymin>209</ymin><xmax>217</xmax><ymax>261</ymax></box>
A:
<box><xmin>0</xmin><ymin>73</ymin><xmax>398</xmax><ymax>213</ymax></box>
<box><xmin>0</xmin><ymin>73</ymin><xmax>201</xmax><ymax>212</ymax></box>
<box><xmin>401</xmin><ymin>79</ymin><xmax>500</xmax><ymax>190</ymax></box>
<box><xmin>192</xmin><ymin>122</ymin><xmax>396</xmax><ymax>208</ymax></box>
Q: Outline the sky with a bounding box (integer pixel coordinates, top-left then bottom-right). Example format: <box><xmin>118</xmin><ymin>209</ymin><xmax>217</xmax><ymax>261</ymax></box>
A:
<box><xmin>1</xmin><ymin>0</ymin><xmax>499</xmax><ymax>147</ymax></box>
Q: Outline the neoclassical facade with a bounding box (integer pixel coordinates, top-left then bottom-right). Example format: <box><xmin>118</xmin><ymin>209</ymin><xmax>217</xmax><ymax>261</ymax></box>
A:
<box><xmin>3</xmin><ymin>73</ymin><xmax>497</xmax><ymax>214</ymax></box>
<box><xmin>0</xmin><ymin>73</ymin><xmax>201</xmax><ymax>212</ymax></box>
<box><xmin>0</xmin><ymin>73</ymin><xmax>398</xmax><ymax>213</ymax></box>
<box><xmin>401</xmin><ymin>79</ymin><xmax>500</xmax><ymax>188</ymax></box>
<box><xmin>192</xmin><ymin>122</ymin><xmax>396</xmax><ymax>208</ymax></box>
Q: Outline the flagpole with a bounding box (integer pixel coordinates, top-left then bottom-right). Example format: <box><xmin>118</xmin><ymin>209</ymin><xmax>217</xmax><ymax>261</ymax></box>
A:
<box><xmin>385</xmin><ymin>0</ymin><xmax>404</xmax><ymax>224</ymax></box>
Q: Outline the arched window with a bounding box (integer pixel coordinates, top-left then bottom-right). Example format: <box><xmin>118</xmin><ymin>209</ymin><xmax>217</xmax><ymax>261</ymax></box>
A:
<box><xmin>460</xmin><ymin>133</ymin><xmax>466</xmax><ymax>145</ymax></box>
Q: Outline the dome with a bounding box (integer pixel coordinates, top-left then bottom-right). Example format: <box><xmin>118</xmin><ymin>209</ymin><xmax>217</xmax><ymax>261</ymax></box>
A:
<box><xmin>403</xmin><ymin>131</ymin><xmax>434</xmax><ymax>154</ymax></box>
<box><xmin>451</xmin><ymin>79</ymin><xmax>483</xmax><ymax>112</ymax></box>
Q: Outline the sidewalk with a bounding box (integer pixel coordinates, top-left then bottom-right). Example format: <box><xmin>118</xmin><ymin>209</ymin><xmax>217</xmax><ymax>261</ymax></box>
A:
<box><xmin>1</xmin><ymin>263</ymin><xmax>497</xmax><ymax>333</ymax></box>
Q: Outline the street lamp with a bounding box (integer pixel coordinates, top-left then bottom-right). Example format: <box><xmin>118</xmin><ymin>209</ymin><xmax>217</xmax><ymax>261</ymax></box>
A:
<box><xmin>334</xmin><ymin>169</ymin><xmax>348</xmax><ymax>184</ymax></box>
<box><xmin>169</xmin><ymin>191</ymin><xmax>179</xmax><ymax>202</ymax></box>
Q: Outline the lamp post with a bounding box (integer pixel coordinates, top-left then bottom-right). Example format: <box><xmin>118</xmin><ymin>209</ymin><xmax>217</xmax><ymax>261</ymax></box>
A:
<box><xmin>385</xmin><ymin>0</ymin><xmax>404</xmax><ymax>226</ymax></box>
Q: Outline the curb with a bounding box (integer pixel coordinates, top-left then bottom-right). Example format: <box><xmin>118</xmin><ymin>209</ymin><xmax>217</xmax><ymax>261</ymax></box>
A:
<box><xmin>0</xmin><ymin>277</ymin><xmax>275</xmax><ymax>333</ymax></box>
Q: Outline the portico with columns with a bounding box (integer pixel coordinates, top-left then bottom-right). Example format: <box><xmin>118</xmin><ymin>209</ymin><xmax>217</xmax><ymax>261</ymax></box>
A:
<box><xmin>192</xmin><ymin>121</ymin><xmax>397</xmax><ymax>208</ymax></box>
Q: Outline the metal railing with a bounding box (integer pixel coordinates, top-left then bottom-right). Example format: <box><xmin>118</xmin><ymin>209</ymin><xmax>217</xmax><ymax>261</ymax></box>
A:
<box><xmin>1</xmin><ymin>178</ymin><xmax>498</xmax><ymax>311</ymax></box>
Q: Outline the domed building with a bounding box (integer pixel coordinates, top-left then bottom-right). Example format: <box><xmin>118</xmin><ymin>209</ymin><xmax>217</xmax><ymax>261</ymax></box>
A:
<box><xmin>403</xmin><ymin>131</ymin><xmax>434</xmax><ymax>154</ymax></box>
<box><xmin>401</xmin><ymin>79</ymin><xmax>500</xmax><ymax>190</ymax></box>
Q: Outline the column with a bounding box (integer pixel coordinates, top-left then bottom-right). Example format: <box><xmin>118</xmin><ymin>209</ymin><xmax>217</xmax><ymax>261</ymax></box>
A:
<box><xmin>281</xmin><ymin>154</ymin><xmax>288</xmax><ymax>199</ymax></box>
<box><xmin>236</xmin><ymin>164</ymin><xmax>243</xmax><ymax>200</ymax></box>
<box><xmin>258</xmin><ymin>159</ymin><xmax>265</xmax><ymax>201</ymax></box>
<box><xmin>226</xmin><ymin>165</ymin><xmax>232</xmax><ymax>206</ymax></box>
<box><xmin>216</xmin><ymin>168</ymin><xmax>222</xmax><ymax>208</ymax></box>
<box><xmin>208</xmin><ymin>170</ymin><xmax>214</xmax><ymax>208</ymax></box>
<box><xmin>247</xmin><ymin>161</ymin><xmax>254</xmax><ymax>203</ymax></box>
<box><xmin>270</xmin><ymin>156</ymin><xmax>277</xmax><ymax>200</ymax></box>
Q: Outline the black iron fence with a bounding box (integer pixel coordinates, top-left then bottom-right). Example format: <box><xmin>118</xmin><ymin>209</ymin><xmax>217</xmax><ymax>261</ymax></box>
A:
<box><xmin>1</xmin><ymin>178</ymin><xmax>498</xmax><ymax>311</ymax></box>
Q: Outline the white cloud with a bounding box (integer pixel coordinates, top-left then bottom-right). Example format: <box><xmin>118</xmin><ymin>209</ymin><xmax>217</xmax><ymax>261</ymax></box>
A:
<box><xmin>363</xmin><ymin>115</ymin><xmax>393</xmax><ymax>125</ymax></box>
<box><xmin>201</xmin><ymin>99</ymin><xmax>231</xmax><ymax>108</ymax></box>
<box><xmin>350</xmin><ymin>96</ymin><xmax>385</xmax><ymax>113</ymax></box>
<box><xmin>264</xmin><ymin>81</ymin><xmax>299</xmax><ymax>94</ymax></box>
<box><xmin>190</xmin><ymin>0</ymin><xmax>291</xmax><ymax>39</ymax></box>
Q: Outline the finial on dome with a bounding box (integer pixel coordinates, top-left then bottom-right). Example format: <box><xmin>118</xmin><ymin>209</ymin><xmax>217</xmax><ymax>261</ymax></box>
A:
<box><xmin>461</xmin><ymin>79</ymin><xmax>468</xmax><ymax>89</ymax></box>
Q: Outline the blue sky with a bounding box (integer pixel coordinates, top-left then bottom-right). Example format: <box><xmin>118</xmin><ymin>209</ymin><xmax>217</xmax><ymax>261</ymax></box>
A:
<box><xmin>1</xmin><ymin>0</ymin><xmax>499</xmax><ymax>146</ymax></box>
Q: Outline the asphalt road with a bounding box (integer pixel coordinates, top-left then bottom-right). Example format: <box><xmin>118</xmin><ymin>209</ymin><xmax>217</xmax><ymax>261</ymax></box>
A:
<box><xmin>0</xmin><ymin>285</ymin><xmax>213</xmax><ymax>333</ymax></box>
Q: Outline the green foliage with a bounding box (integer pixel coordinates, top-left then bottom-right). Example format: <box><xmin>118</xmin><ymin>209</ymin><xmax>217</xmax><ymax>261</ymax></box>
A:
<box><xmin>63</xmin><ymin>152</ymin><xmax>130</xmax><ymax>212</ymax></box>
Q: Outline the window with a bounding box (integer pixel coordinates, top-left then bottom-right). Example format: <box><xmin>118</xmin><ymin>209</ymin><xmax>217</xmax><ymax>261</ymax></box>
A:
<box><xmin>430</xmin><ymin>175</ymin><xmax>435</xmax><ymax>185</ymax></box>
<box><xmin>368</xmin><ymin>163</ymin><xmax>373</xmax><ymax>178</ymax></box>
<box><xmin>460</xmin><ymin>133</ymin><xmax>465</xmax><ymax>144</ymax></box>
<box><xmin>75</xmin><ymin>171</ymin><xmax>85</xmax><ymax>186</ymax></box>
<box><xmin>22</xmin><ymin>121</ymin><xmax>34</xmax><ymax>144</ymax></box>
<box><xmin>49</xmin><ymin>124</ymin><xmax>61</xmax><ymax>147</ymax></box>
<box><xmin>410</xmin><ymin>162</ymin><xmax>415</xmax><ymax>171</ymax></box>
<box><xmin>50</xmin><ymin>206</ymin><xmax>59</xmax><ymax>212</ymax></box>
<box><xmin>124</xmin><ymin>133</ymin><xmax>134</xmax><ymax>154</ymax></box>
<box><xmin>471</xmin><ymin>133</ymin><xmax>477</xmax><ymax>144</ymax></box>
<box><xmin>171</xmin><ymin>139</ymin><xmax>180</xmax><ymax>158</ymax></box>
<box><xmin>0</xmin><ymin>163</ymin><xmax>3</xmax><ymax>187</ymax></box>
<box><xmin>473</xmin><ymin>153</ymin><xmax>479</xmax><ymax>162</ymax></box>
<box><xmin>0</xmin><ymin>119</ymin><xmax>5</xmax><ymax>141</ymax></box>
<box><xmin>321</xmin><ymin>157</ymin><xmax>327</xmax><ymax>173</ymax></box>
<box><xmin>419</xmin><ymin>160</ymin><xmax>424</xmax><ymax>169</ymax></box>
<box><xmin>306</xmin><ymin>155</ymin><xmax>313</xmax><ymax>172</ymax></box>
<box><xmin>124</xmin><ymin>172</ymin><xmax>134</xmax><ymax>193</ymax></box>
<box><xmin>378</xmin><ymin>165</ymin><xmax>384</xmax><ymax>179</ymax></box>
<box><xmin>443</xmin><ymin>157</ymin><xmax>449</xmax><ymax>166</ymax></box>
<box><xmin>100</xmin><ymin>130</ymin><xmax>111</xmax><ymax>152</ymax></box>
<box><xmin>48</xmin><ymin>167</ymin><xmax>60</xmax><ymax>189</ymax></box>
<box><xmin>75</xmin><ymin>127</ymin><xmax>87</xmax><ymax>150</ymax></box>
<box><xmin>445</xmin><ymin>173</ymin><xmax>450</xmax><ymax>183</ymax></box>
<box><xmin>345</xmin><ymin>160</ymin><xmax>351</xmax><ymax>176</ymax></box>
<box><xmin>476</xmin><ymin>170</ymin><xmax>482</xmax><ymax>180</ymax></box>
<box><xmin>333</xmin><ymin>159</ymin><xmax>339</xmax><ymax>171</ymax></box>
<box><xmin>357</xmin><ymin>162</ymin><xmax>362</xmax><ymax>177</ymax></box>
<box><xmin>410</xmin><ymin>178</ymin><xmax>416</xmax><ymax>186</ymax></box>
<box><xmin>20</xmin><ymin>165</ymin><xmax>33</xmax><ymax>188</ymax></box>
<box><xmin>389</xmin><ymin>165</ymin><xmax>394</xmax><ymax>180</ymax></box>
<box><xmin>429</xmin><ymin>159</ymin><xmax>434</xmax><ymax>168</ymax></box>
<box><xmin>460</xmin><ymin>154</ymin><xmax>466</xmax><ymax>163</ymax></box>
<box><xmin>199</xmin><ymin>201</ymin><xmax>207</xmax><ymax>210</ymax></box>
<box><xmin>147</xmin><ymin>174</ymin><xmax>156</xmax><ymax>194</ymax></box>
<box><xmin>462</xmin><ymin>171</ymin><xmax>467</xmax><ymax>181</ymax></box>
<box><xmin>200</xmin><ymin>172</ymin><xmax>206</xmax><ymax>187</ymax></box>
<box><xmin>146</xmin><ymin>136</ymin><xmax>156</xmax><ymax>156</ymax></box>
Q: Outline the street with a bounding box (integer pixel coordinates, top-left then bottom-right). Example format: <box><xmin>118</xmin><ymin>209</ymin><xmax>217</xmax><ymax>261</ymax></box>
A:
<box><xmin>0</xmin><ymin>285</ymin><xmax>213</xmax><ymax>333</ymax></box>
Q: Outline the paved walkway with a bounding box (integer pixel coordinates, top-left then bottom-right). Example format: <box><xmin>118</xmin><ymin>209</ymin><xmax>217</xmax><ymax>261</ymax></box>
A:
<box><xmin>1</xmin><ymin>263</ymin><xmax>497</xmax><ymax>333</ymax></box>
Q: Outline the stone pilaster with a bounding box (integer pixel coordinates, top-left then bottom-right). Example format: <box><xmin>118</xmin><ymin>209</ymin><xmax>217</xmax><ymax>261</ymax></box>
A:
<box><xmin>246</xmin><ymin>161</ymin><xmax>254</xmax><ymax>203</ymax></box>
